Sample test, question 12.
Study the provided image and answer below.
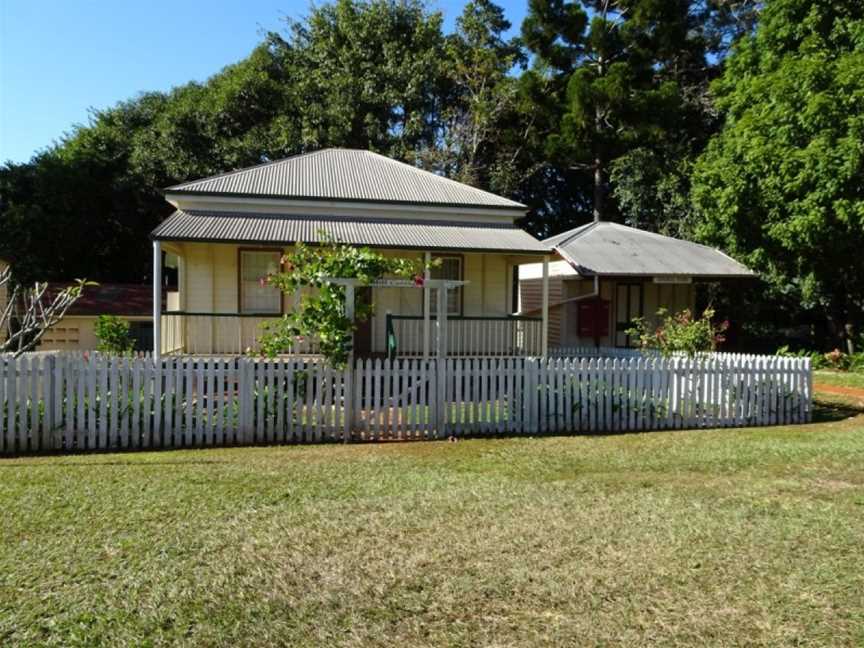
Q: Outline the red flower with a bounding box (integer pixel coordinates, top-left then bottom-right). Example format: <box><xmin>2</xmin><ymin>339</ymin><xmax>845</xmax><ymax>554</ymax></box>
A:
<box><xmin>413</xmin><ymin>274</ymin><xmax>425</xmax><ymax>287</ymax></box>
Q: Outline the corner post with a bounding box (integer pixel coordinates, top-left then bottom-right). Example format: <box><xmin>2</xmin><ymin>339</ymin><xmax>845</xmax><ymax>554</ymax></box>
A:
<box><xmin>541</xmin><ymin>255</ymin><xmax>549</xmax><ymax>357</ymax></box>
<box><xmin>153</xmin><ymin>240</ymin><xmax>162</xmax><ymax>360</ymax></box>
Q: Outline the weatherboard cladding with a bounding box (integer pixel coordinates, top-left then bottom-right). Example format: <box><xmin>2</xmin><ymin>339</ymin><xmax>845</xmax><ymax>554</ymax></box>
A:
<box><xmin>152</xmin><ymin>210</ymin><xmax>551</xmax><ymax>254</ymax></box>
<box><xmin>167</xmin><ymin>149</ymin><xmax>526</xmax><ymax>209</ymax></box>
<box><xmin>547</xmin><ymin>221</ymin><xmax>754</xmax><ymax>277</ymax></box>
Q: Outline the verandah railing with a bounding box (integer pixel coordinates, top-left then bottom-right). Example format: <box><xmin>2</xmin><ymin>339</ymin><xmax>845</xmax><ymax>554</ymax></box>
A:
<box><xmin>161</xmin><ymin>312</ymin><xmax>320</xmax><ymax>356</ymax></box>
<box><xmin>386</xmin><ymin>315</ymin><xmax>543</xmax><ymax>357</ymax></box>
<box><xmin>0</xmin><ymin>352</ymin><xmax>811</xmax><ymax>454</ymax></box>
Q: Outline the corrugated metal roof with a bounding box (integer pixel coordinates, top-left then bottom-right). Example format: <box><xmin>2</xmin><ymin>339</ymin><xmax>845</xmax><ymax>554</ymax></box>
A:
<box><xmin>547</xmin><ymin>222</ymin><xmax>754</xmax><ymax>277</ymax></box>
<box><xmin>152</xmin><ymin>210</ymin><xmax>550</xmax><ymax>254</ymax></box>
<box><xmin>166</xmin><ymin>148</ymin><xmax>527</xmax><ymax>210</ymax></box>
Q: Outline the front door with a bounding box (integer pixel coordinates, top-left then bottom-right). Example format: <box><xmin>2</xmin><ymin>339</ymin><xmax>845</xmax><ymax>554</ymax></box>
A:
<box><xmin>353</xmin><ymin>287</ymin><xmax>373</xmax><ymax>356</ymax></box>
<box><xmin>615</xmin><ymin>282</ymin><xmax>644</xmax><ymax>347</ymax></box>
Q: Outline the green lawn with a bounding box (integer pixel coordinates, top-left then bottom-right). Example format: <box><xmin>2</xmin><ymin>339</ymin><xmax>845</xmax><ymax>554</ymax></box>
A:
<box><xmin>814</xmin><ymin>369</ymin><xmax>864</xmax><ymax>390</ymax></box>
<box><xmin>2</xmin><ymin>404</ymin><xmax>863</xmax><ymax>647</ymax></box>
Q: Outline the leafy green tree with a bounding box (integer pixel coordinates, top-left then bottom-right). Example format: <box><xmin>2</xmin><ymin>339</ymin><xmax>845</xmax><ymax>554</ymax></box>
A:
<box><xmin>421</xmin><ymin>0</ymin><xmax>526</xmax><ymax>189</ymax></box>
<box><xmin>692</xmin><ymin>0</ymin><xmax>864</xmax><ymax>349</ymax></box>
<box><xmin>271</xmin><ymin>0</ymin><xmax>447</xmax><ymax>158</ymax></box>
<box><xmin>520</xmin><ymin>0</ymin><xmax>758</xmax><ymax>229</ymax></box>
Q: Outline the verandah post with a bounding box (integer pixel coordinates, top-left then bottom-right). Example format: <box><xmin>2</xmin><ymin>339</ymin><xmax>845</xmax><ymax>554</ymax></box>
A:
<box><xmin>343</xmin><ymin>282</ymin><xmax>355</xmax><ymax>443</ymax></box>
<box><xmin>152</xmin><ymin>240</ymin><xmax>162</xmax><ymax>360</ymax></box>
<box><xmin>541</xmin><ymin>255</ymin><xmax>549</xmax><ymax>357</ymax></box>
<box><xmin>423</xmin><ymin>251</ymin><xmax>431</xmax><ymax>359</ymax></box>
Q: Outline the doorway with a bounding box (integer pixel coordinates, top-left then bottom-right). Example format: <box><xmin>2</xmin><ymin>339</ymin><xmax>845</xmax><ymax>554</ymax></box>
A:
<box><xmin>353</xmin><ymin>287</ymin><xmax>373</xmax><ymax>356</ymax></box>
<box><xmin>615</xmin><ymin>282</ymin><xmax>644</xmax><ymax>347</ymax></box>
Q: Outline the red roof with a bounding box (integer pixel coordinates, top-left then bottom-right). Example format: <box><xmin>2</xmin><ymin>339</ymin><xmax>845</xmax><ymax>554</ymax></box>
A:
<box><xmin>45</xmin><ymin>283</ymin><xmax>154</xmax><ymax>317</ymax></box>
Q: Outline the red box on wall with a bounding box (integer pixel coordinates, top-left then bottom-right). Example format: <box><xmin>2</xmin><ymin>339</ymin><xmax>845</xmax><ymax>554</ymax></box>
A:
<box><xmin>577</xmin><ymin>299</ymin><xmax>610</xmax><ymax>339</ymax></box>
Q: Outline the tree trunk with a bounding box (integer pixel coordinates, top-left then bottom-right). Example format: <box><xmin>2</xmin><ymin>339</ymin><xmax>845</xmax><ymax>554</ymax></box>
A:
<box><xmin>593</xmin><ymin>54</ymin><xmax>606</xmax><ymax>223</ymax></box>
<box><xmin>593</xmin><ymin>159</ymin><xmax>604</xmax><ymax>223</ymax></box>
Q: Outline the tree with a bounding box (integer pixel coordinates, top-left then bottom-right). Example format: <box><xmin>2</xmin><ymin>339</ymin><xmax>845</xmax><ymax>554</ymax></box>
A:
<box><xmin>421</xmin><ymin>0</ymin><xmax>526</xmax><ymax>189</ymax></box>
<box><xmin>520</xmin><ymin>0</ymin><xmax>759</xmax><ymax>229</ymax></box>
<box><xmin>0</xmin><ymin>266</ymin><xmax>91</xmax><ymax>356</ymax></box>
<box><xmin>692</xmin><ymin>0</ymin><xmax>864</xmax><ymax>350</ymax></box>
<box><xmin>271</xmin><ymin>0</ymin><xmax>448</xmax><ymax>159</ymax></box>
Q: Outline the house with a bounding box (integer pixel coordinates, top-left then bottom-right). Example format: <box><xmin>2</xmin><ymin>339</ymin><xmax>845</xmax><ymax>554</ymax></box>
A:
<box><xmin>150</xmin><ymin>149</ymin><xmax>552</xmax><ymax>357</ymax></box>
<box><xmin>37</xmin><ymin>284</ymin><xmax>155</xmax><ymax>351</ymax></box>
<box><xmin>519</xmin><ymin>221</ymin><xmax>754</xmax><ymax>348</ymax></box>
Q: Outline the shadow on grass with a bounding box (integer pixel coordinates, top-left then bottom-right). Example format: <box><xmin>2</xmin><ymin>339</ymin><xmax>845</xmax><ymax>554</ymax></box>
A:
<box><xmin>812</xmin><ymin>396</ymin><xmax>864</xmax><ymax>423</ymax></box>
<box><xmin>0</xmin><ymin>458</ymin><xmax>227</xmax><ymax>467</ymax></box>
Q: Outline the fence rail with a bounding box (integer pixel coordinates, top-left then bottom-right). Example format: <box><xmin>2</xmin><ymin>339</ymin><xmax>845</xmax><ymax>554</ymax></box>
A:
<box><xmin>0</xmin><ymin>352</ymin><xmax>811</xmax><ymax>454</ymax></box>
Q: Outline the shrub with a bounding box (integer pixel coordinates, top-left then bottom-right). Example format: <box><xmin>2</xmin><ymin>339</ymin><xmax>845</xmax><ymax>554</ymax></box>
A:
<box><xmin>628</xmin><ymin>307</ymin><xmax>728</xmax><ymax>357</ymax></box>
<box><xmin>94</xmin><ymin>315</ymin><xmax>134</xmax><ymax>354</ymax></box>
<box><xmin>776</xmin><ymin>345</ymin><xmax>864</xmax><ymax>373</ymax></box>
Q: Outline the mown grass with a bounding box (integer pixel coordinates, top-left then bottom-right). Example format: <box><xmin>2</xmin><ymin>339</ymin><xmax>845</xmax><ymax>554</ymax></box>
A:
<box><xmin>814</xmin><ymin>369</ymin><xmax>864</xmax><ymax>390</ymax></box>
<box><xmin>1</xmin><ymin>405</ymin><xmax>863</xmax><ymax>647</ymax></box>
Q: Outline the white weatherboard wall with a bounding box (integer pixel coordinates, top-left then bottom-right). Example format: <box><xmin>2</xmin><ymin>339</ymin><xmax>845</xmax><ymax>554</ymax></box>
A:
<box><xmin>0</xmin><ymin>352</ymin><xmax>812</xmax><ymax>454</ymax></box>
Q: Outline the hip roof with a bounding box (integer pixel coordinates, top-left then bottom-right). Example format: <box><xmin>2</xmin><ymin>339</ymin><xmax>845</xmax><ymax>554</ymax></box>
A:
<box><xmin>166</xmin><ymin>148</ymin><xmax>527</xmax><ymax>211</ymax></box>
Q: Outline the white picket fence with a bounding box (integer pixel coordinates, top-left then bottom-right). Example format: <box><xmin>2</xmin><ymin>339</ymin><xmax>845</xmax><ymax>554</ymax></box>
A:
<box><xmin>0</xmin><ymin>352</ymin><xmax>811</xmax><ymax>454</ymax></box>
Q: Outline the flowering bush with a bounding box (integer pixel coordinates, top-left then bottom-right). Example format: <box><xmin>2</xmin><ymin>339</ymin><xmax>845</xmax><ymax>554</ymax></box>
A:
<box><xmin>627</xmin><ymin>307</ymin><xmax>728</xmax><ymax>357</ymax></box>
<box><xmin>257</xmin><ymin>237</ymin><xmax>431</xmax><ymax>367</ymax></box>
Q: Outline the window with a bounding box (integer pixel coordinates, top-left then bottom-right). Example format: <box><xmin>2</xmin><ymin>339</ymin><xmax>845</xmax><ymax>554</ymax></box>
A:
<box><xmin>240</xmin><ymin>250</ymin><xmax>281</xmax><ymax>314</ymax></box>
<box><xmin>431</xmin><ymin>256</ymin><xmax>462</xmax><ymax>316</ymax></box>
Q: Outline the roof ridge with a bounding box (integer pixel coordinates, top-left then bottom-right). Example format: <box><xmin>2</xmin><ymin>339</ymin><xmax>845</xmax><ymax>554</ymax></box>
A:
<box><xmin>544</xmin><ymin>221</ymin><xmax>598</xmax><ymax>246</ymax></box>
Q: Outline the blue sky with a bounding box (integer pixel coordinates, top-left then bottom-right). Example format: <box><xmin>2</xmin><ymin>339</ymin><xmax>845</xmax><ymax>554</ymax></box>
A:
<box><xmin>0</xmin><ymin>0</ymin><xmax>528</xmax><ymax>164</ymax></box>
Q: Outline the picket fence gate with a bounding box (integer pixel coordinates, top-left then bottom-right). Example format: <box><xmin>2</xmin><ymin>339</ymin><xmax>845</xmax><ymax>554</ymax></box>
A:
<box><xmin>0</xmin><ymin>352</ymin><xmax>811</xmax><ymax>454</ymax></box>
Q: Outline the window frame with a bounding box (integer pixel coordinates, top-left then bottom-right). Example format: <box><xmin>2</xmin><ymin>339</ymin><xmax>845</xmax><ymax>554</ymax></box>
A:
<box><xmin>237</xmin><ymin>247</ymin><xmax>284</xmax><ymax>315</ymax></box>
<box><xmin>429</xmin><ymin>253</ymin><xmax>464</xmax><ymax>317</ymax></box>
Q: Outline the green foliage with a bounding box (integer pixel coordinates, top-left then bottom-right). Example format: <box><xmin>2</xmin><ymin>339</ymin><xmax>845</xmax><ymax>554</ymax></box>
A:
<box><xmin>692</xmin><ymin>0</ymin><xmax>864</xmax><ymax>346</ymax></box>
<box><xmin>628</xmin><ymin>308</ymin><xmax>729</xmax><ymax>357</ymax></box>
<box><xmin>257</xmin><ymin>239</ymin><xmax>427</xmax><ymax>367</ymax></box>
<box><xmin>93</xmin><ymin>315</ymin><xmax>134</xmax><ymax>355</ymax></box>
<box><xmin>520</xmin><ymin>0</ymin><xmax>752</xmax><ymax>224</ymax></box>
<box><xmin>777</xmin><ymin>345</ymin><xmax>864</xmax><ymax>373</ymax></box>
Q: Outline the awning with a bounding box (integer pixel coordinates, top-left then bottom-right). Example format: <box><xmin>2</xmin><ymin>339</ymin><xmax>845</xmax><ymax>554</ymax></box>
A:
<box><xmin>151</xmin><ymin>210</ymin><xmax>551</xmax><ymax>254</ymax></box>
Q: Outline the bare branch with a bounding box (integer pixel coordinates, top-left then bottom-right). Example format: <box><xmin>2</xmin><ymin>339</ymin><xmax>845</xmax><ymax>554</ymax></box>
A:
<box><xmin>1</xmin><ymin>272</ymin><xmax>94</xmax><ymax>357</ymax></box>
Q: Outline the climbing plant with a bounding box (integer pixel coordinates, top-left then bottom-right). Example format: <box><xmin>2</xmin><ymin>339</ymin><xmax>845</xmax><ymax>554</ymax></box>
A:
<box><xmin>257</xmin><ymin>239</ymin><xmax>431</xmax><ymax>367</ymax></box>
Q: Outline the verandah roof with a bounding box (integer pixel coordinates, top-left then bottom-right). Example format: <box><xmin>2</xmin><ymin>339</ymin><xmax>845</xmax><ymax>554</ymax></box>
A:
<box><xmin>151</xmin><ymin>210</ymin><xmax>551</xmax><ymax>254</ymax></box>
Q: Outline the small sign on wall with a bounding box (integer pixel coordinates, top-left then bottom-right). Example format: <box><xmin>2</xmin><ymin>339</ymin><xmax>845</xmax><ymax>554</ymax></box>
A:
<box><xmin>653</xmin><ymin>275</ymin><xmax>693</xmax><ymax>284</ymax></box>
